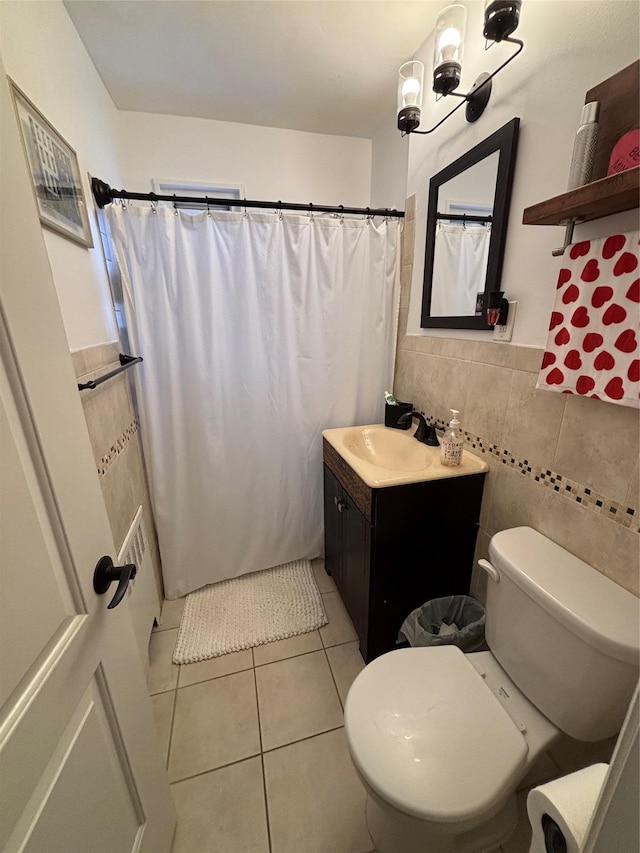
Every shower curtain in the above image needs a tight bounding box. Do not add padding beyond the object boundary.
[430,224,491,317]
[108,205,400,598]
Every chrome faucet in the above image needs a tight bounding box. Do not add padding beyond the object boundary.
[397,410,440,446]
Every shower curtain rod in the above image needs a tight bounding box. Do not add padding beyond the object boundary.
[90,178,405,218]
[436,212,493,224]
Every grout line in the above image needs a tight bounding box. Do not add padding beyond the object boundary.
[260,751,273,853]
[170,751,263,787]
[261,724,345,756]
[323,645,345,712]
[254,645,324,668]
[165,687,178,775]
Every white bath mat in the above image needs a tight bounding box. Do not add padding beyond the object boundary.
[173,559,328,664]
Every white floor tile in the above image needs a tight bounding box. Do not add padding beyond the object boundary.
[169,669,260,782]
[155,597,185,631]
[256,650,343,751]
[319,591,358,648]
[171,756,269,853]
[253,630,323,667]
[148,628,180,694]
[326,641,365,705]
[178,648,253,688]
[150,691,174,766]
[312,557,337,594]
[264,728,374,853]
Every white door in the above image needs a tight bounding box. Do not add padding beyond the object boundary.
[0,62,176,852]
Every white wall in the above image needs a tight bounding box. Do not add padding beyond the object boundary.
[117,111,372,207]
[370,114,409,212]
[405,0,639,346]
[0,0,121,351]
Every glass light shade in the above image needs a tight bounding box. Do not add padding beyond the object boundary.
[397,61,424,133]
[433,5,466,68]
[397,61,424,112]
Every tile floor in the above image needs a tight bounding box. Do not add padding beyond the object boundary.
[148,559,609,853]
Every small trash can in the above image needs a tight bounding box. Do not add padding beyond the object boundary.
[397,595,485,652]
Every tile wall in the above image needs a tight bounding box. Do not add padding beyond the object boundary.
[394,195,639,600]
[72,342,164,600]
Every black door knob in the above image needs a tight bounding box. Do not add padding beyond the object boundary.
[93,556,137,609]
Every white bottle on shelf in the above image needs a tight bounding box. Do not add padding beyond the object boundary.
[440,409,464,467]
[567,101,600,190]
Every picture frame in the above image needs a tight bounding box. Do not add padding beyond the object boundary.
[9,80,93,248]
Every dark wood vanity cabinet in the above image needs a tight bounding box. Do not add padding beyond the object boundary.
[323,439,486,663]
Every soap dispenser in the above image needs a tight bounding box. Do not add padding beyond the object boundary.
[440,409,464,467]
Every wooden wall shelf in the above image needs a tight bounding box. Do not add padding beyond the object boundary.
[522,166,639,226]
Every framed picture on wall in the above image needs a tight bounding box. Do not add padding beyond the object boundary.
[9,80,93,248]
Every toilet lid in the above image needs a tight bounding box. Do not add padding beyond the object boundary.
[344,646,528,824]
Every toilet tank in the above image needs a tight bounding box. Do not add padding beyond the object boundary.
[486,527,639,742]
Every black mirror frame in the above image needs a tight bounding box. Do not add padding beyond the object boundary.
[420,117,520,330]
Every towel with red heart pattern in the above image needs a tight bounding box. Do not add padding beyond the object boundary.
[537,232,639,409]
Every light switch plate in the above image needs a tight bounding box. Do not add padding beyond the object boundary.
[493,300,517,342]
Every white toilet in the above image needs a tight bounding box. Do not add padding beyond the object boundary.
[344,526,639,853]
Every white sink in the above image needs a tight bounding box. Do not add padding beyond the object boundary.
[323,424,488,488]
[342,426,431,472]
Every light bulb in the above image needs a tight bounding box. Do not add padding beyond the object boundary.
[438,26,462,61]
[401,76,421,108]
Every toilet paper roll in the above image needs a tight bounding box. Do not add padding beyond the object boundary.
[526,763,608,853]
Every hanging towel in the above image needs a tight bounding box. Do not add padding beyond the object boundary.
[537,231,639,409]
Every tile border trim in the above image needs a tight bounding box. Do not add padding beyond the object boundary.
[98,417,140,478]
[467,434,639,533]
[430,418,639,534]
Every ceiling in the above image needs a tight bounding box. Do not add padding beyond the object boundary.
[64,0,442,138]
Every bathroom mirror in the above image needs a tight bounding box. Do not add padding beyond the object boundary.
[421,118,520,330]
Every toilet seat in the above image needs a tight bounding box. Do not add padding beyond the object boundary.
[344,646,528,825]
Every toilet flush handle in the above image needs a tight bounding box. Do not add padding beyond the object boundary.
[478,559,500,583]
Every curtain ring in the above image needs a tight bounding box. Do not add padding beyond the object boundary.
[205,196,212,218]
[308,202,314,222]
[150,200,157,215]
[243,198,248,219]
[277,201,283,221]
[339,204,344,225]
[173,194,178,216]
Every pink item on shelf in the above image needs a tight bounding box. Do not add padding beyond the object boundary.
[537,231,639,409]
[607,129,640,175]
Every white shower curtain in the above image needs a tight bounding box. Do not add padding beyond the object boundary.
[108,205,400,598]
[430,224,491,317]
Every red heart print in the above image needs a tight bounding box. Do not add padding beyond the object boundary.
[626,279,639,303]
[571,306,590,327]
[602,303,627,325]
[562,284,580,304]
[628,360,640,382]
[564,349,582,370]
[570,241,590,259]
[590,394,601,400]
[576,375,596,395]
[613,252,638,276]
[541,351,556,369]
[591,286,613,308]
[546,367,564,385]
[615,329,638,353]
[554,327,571,346]
[604,377,625,400]
[549,311,564,330]
[581,259,600,282]
[602,234,626,259]
[594,350,615,370]
[583,332,603,353]
[557,268,571,289]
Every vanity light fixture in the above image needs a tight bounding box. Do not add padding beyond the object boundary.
[397,0,524,136]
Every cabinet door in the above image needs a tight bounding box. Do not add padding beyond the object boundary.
[323,467,344,588]
[341,491,369,645]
